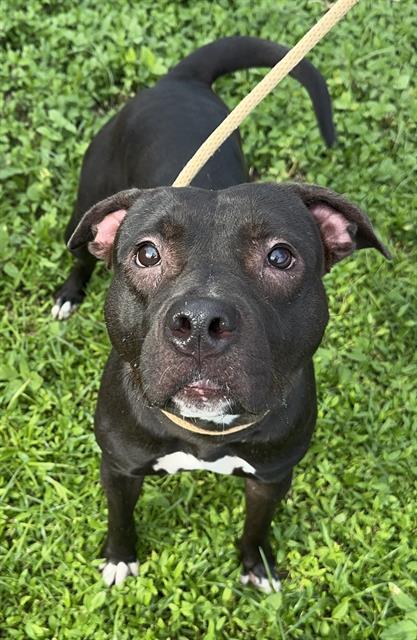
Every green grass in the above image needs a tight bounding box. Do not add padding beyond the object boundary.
[1,0,416,638]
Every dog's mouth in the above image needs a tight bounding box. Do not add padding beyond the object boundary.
[170,378,240,423]
[176,378,226,401]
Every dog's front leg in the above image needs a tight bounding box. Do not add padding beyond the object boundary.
[99,458,144,586]
[239,473,292,592]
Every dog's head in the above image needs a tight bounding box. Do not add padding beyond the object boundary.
[69,184,389,422]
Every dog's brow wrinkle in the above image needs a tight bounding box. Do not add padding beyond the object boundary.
[157,218,184,240]
[250,226,271,241]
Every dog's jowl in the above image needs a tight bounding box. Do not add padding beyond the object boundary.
[57,38,389,591]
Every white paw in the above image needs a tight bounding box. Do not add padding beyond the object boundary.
[51,299,77,320]
[240,571,281,594]
[100,560,139,587]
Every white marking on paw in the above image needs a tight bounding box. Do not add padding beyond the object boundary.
[51,301,63,319]
[100,560,139,587]
[51,299,77,320]
[128,561,139,577]
[240,571,281,593]
[115,562,129,585]
[153,451,255,475]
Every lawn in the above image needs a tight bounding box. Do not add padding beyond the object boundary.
[1,0,416,638]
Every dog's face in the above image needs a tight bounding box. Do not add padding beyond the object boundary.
[69,183,389,420]
[106,185,329,419]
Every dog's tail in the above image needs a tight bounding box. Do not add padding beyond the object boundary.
[167,36,336,147]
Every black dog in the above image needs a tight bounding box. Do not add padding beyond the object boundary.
[58,37,389,591]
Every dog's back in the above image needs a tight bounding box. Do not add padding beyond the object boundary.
[75,36,335,212]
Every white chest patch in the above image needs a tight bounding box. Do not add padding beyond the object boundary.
[153,451,256,475]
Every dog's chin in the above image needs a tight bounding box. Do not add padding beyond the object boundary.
[172,396,241,425]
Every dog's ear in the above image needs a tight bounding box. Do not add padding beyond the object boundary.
[294,183,391,271]
[67,188,142,264]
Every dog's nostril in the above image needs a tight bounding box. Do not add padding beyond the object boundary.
[209,317,232,340]
[167,299,238,354]
[171,314,192,338]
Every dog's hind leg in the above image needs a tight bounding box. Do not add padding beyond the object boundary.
[52,246,96,320]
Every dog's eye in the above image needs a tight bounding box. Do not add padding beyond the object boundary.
[135,242,161,267]
[267,245,294,270]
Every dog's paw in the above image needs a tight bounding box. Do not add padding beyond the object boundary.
[240,570,281,594]
[100,560,139,587]
[51,298,78,321]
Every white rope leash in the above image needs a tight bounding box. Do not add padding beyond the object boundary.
[173,0,360,188]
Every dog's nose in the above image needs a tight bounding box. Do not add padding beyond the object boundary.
[166,297,239,357]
